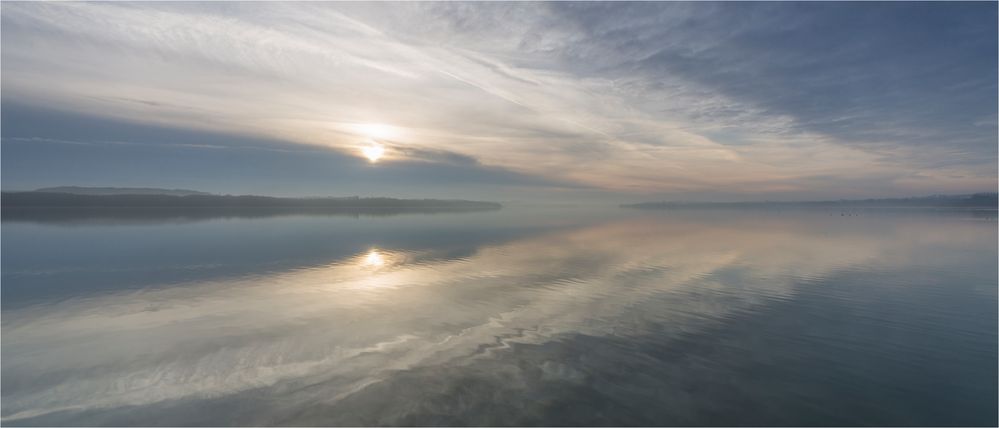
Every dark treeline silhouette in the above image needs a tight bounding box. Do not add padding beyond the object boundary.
[1,205,502,225]
[2,192,502,209]
[33,186,212,196]
[1,192,502,224]
[622,193,999,210]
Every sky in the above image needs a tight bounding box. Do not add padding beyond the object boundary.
[2,2,996,202]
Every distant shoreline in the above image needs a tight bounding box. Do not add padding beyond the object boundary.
[1,192,503,223]
[621,193,998,210]
[1,192,502,210]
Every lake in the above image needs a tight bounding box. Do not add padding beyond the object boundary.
[2,206,996,426]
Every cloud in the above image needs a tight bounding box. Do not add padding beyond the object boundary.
[1,104,579,197]
[1,2,995,199]
[1,212,937,423]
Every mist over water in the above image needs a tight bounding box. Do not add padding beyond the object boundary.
[2,207,996,426]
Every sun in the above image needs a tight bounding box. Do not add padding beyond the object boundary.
[353,123,397,162]
[361,142,385,163]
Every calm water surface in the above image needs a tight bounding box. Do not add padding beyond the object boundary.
[2,207,996,426]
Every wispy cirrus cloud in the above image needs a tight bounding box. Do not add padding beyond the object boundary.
[2,2,995,199]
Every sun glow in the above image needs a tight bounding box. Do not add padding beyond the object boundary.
[362,142,385,163]
[362,249,386,267]
[355,123,398,140]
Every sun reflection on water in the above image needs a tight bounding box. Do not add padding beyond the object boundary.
[363,249,386,267]
[2,212,993,426]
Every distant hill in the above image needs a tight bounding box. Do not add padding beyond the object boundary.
[2,191,501,210]
[34,186,212,197]
[622,193,998,210]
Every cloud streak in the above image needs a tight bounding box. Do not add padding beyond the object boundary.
[2,2,995,199]
[6,212,962,424]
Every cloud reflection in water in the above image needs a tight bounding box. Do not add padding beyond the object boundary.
[1,210,996,425]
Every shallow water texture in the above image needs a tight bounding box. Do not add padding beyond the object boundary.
[2,207,997,426]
